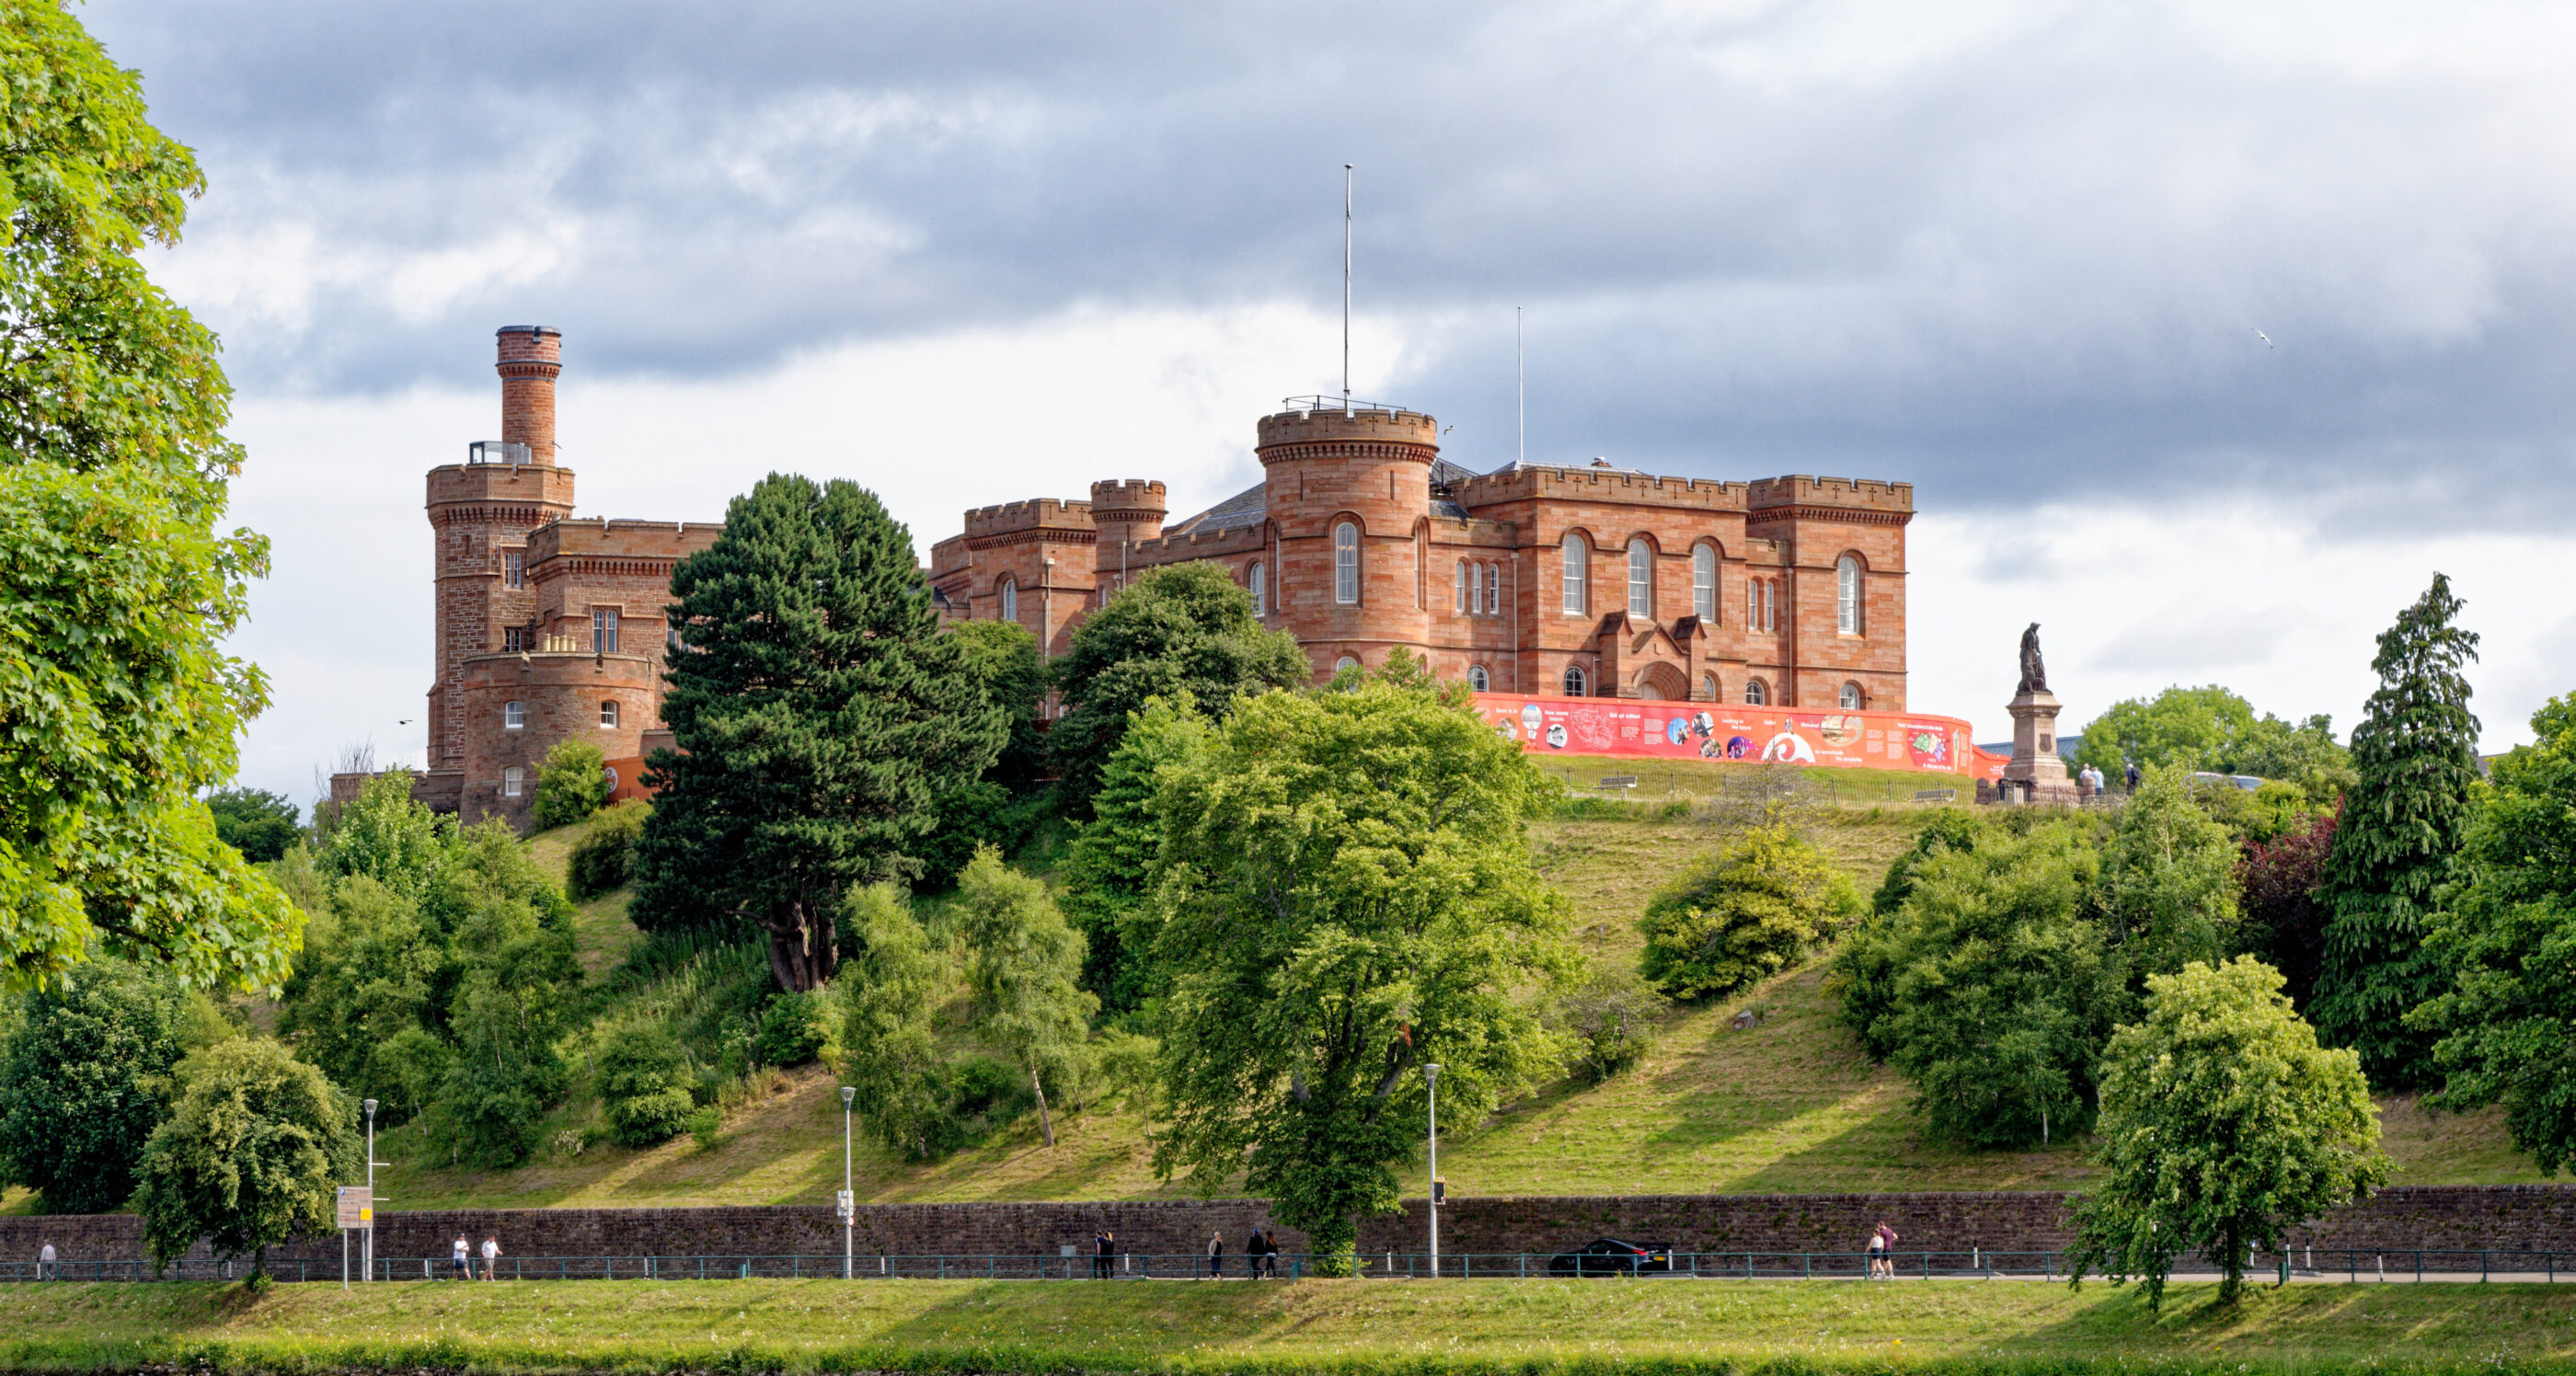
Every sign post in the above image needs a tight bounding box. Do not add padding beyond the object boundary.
[336,1187,373,1290]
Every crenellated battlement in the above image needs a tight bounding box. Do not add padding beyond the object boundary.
[1747,474,1913,512]
[1088,479,1167,516]
[1257,406,1440,455]
[1455,464,1748,512]
[964,497,1096,540]
[526,515,722,565]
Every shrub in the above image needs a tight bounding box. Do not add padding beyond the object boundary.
[566,802,648,900]
[1639,825,1861,1001]
[530,739,610,831]
[597,1024,693,1149]
[754,991,828,1068]
[684,1105,723,1152]
[947,1057,1035,1139]
[1555,969,1662,1084]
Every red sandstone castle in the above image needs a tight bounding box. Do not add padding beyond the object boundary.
[403,328,1911,825]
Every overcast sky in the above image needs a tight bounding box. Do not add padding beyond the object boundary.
[81,0,2576,805]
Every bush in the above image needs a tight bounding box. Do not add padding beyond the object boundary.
[566,802,648,900]
[754,992,828,1068]
[1638,825,1861,1001]
[1555,969,1662,1084]
[907,782,1052,891]
[530,739,610,831]
[597,1024,693,1149]
[947,1057,1035,1139]
[685,1105,723,1152]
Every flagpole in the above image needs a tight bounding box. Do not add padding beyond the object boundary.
[1343,164,1353,413]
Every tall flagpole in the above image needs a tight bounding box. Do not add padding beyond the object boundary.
[1343,164,1353,413]
[1516,306,1524,466]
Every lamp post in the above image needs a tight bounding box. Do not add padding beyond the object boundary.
[1425,1064,1441,1276]
[362,1099,377,1282]
[839,1086,857,1279]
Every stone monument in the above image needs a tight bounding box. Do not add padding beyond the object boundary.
[1999,623,2079,804]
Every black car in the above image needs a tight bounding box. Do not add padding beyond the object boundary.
[1547,1237,1675,1277]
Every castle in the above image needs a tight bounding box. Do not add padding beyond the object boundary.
[391,327,1912,826]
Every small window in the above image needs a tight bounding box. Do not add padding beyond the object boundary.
[1335,655,1360,673]
[1468,664,1490,692]
[592,608,620,654]
[999,578,1018,625]
[1249,561,1266,617]
[1455,559,1469,613]
[599,700,619,728]
[1334,522,1360,603]
[1702,673,1720,702]
[502,550,524,589]
[1693,545,1717,621]
[502,766,524,797]
[504,700,525,729]
[503,625,525,653]
[1840,681,1864,710]
[1562,664,1588,696]
[1561,533,1587,614]
[1837,556,1862,635]
[1627,537,1652,619]
[1745,678,1768,706]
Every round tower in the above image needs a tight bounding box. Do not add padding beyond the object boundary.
[1088,478,1167,593]
[496,325,563,464]
[1257,402,1438,675]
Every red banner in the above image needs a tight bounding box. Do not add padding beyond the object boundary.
[1469,694,2007,780]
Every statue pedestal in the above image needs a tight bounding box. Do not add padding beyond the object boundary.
[2000,690,2080,805]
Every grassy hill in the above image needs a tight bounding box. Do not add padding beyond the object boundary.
[363,755,2548,1211]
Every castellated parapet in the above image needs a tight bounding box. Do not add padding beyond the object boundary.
[962,497,1097,546]
[1747,474,1915,522]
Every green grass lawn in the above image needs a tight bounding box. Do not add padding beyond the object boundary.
[4,1276,2572,1373]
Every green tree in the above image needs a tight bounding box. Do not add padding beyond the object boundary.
[2070,957,2386,1308]
[2071,686,2352,803]
[1046,563,1308,810]
[631,475,1005,991]
[134,1038,358,1277]
[954,847,1097,1148]
[1151,678,1575,1267]
[838,884,958,1161]
[428,896,581,1167]
[1058,695,1211,1011]
[2096,765,2242,978]
[0,3,301,992]
[530,738,609,831]
[565,802,647,901]
[274,876,441,1113]
[1638,825,1860,1001]
[2314,573,2481,1087]
[2237,809,2338,1012]
[1835,820,2116,1147]
[2411,694,2576,1172]
[0,959,192,1211]
[595,1023,693,1148]
[946,618,1047,790]
[206,788,300,864]
[318,771,452,897]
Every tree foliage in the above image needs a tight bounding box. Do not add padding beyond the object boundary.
[1059,695,1210,1012]
[530,738,608,831]
[2094,765,2242,978]
[2314,573,2480,1087]
[1150,678,1575,1265]
[954,846,1096,1148]
[2070,957,2386,1308]
[565,802,647,901]
[1045,563,1308,810]
[206,788,299,864]
[596,1023,694,1148]
[2238,809,2338,1012]
[0,958,198,1211]
[134,1038,358,1276]
[1638,825,1860,1001]
[2071,686,2354,803]
[945,618,1048,791]
[0,2,301,992]
[838,883,958,1162]
[2412,694,2576,1174]
[632,474,1004,991]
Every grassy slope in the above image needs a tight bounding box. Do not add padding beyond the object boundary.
[366,756,2548,1211]
[4,1277,2574,1372]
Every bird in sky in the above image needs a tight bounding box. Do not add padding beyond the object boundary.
[2253,328,2273,348]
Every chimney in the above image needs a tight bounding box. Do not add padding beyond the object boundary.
[496,326,563,464]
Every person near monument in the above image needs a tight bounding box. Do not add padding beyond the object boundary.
[2124,760,2141,793]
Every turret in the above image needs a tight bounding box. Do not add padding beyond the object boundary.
[496,325,563,464]
[1256,399,1439,675]
[1089,479,1167,590]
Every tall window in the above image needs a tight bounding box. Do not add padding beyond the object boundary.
[599,700,619,728]
[1334,522,1360,603]
[1483,563,1500,614]
[1455,559,1469,613]
[1249,561,1266,617]
[1693,545,1717,621]
[1840,682,1864,710]
[502,625,525,653]
[504,700,525,729]
[1836,556,1862,635]
[502,766,524,798]
[1627,537,1652,618]
[1560,533,1587,614]
[1468,664,1489,692]
[592,608,619,654]
[1702,673,1720,702]
[503,550,524,589]
[999,578,1018,625]
[1748,577,1759,629]
[1562,664,1588,696]
[1745,678,1767,706]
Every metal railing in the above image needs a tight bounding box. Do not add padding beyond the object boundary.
[2,1248,2568,1285]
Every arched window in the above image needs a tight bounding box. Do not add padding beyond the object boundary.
[503,700,525,729]
[1561,533,1587,614]
[999,578,1018,625]
[1745,678,1767,706]
[1840,681,1864,710]
[502,766,524,797]
[1334,522,1360,604]
[1837,556,1862,635]
[1702,673,1720,702]
[1562,664,1588,696]
[1334,655,1360,673]
[1455,559,1468,613]
[599,700,620,728]
[1248,561,1265,617]
[1468,664,1490,692]
[1627,537,1652,619]
[1693,545,1717,621]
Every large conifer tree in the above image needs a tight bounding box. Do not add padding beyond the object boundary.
[630,475,1002,991]
[2312,572,2480,1086]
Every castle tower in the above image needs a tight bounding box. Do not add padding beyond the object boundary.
[1257,402,1438,676]
[1088,479,1167,597]
[423,327,577,771]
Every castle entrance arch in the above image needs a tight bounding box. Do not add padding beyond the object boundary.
[1631,661,1688,701]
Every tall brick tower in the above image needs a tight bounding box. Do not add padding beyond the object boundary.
[1088,479,1167,599]
[1258,401,1438,674]
[423,327,576,775]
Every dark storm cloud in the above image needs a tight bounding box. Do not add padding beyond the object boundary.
[84,0,2576,515]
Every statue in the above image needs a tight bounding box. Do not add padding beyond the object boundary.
[2017,623,2048,696]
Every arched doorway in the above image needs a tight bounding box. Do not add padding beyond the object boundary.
[1632,662,1689,701]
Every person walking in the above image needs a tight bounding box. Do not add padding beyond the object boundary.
[1206,1232,1224,1279]
[480,1234,501,1281]
[1876,1222,1901,1279]
[451,1233,472,1281]
[1090,1229,1109,1279]
[1261,1229,1280,1279]
[2124,760,2141,794]
[1243,1227,1262,1279]
[37,1241,54,1281]
[1864,1221,1886,1279]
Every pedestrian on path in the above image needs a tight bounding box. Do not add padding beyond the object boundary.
[481,1234,501,1280]
[1206,1233,1223,1279]
[451,1233,471,1280]
[1243,1227,1260,1279]
[37,1242,54,1281]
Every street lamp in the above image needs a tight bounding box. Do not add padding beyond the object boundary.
[362,1099,377,1282]
[839,1086,857,1279]
[1425,1065,1441,1276]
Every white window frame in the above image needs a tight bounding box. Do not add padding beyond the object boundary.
[1746,678,1767,706]
[592,607,620,654]
[1562,664,1588,696]
[1468,664,1489,692]
[1702,673,1720,702]
[1484,563,1500,615]
[1334,655,1360,673]
[1837,556,1862,635]
[503,700,525,730]
[1455,559,1468,613]
[503,550,524,589]
[599,700,619,728]
[502,766,524,797]
[1627,538,1652,619]
[1840,681,1864,710]
[1561,533,1587,614]
[1249,561,1266,617]
[999,578,1018,625]
[1334,522,1360,604]
[1693,545,1717,621]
